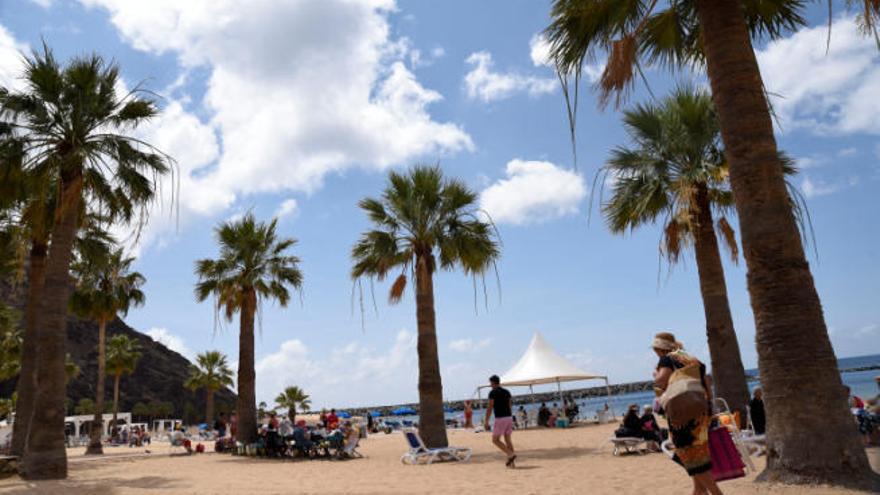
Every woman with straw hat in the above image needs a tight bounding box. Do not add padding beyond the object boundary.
[652,332,722,495]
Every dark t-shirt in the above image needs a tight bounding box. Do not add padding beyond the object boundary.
[488,387,512,418]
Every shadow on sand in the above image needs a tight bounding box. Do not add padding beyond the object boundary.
[0,475,179,495]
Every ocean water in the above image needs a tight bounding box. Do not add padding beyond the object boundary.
[435,353,880,424]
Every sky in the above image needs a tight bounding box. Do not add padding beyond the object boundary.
[1,0,878,410]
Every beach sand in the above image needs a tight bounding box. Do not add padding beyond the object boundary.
[1,422,877,494]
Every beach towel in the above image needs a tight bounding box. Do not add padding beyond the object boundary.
[709,427,745,482]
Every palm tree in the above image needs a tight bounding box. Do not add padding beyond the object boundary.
[0,303,21,381]
[545,1,876,484]
[0,46,171,478]
[69,244,145,455]
[351,165,500,448]
[185,351,234,425]
[105,334,141,431]
[602,87,757,416]
[194,214,303,445]
[275,386,311,423]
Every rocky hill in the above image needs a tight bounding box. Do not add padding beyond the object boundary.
[0,277,236,423]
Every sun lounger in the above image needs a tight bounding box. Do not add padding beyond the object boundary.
[400,429,471,465]
[607,437,646,455]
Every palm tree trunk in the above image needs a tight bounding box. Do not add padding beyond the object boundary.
[112,372,120,430]
[86,319,107,455]
[21,173,83,480]
[205,388,215,425]
[694,0,872,485]
[236,288,258,445]
[10,240,47,457]
[691,185,749,419]
[414,254,448,448]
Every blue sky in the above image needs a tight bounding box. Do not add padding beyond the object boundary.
[1,1,878,409]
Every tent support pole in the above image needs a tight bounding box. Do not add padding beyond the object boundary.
[556,379,563,408]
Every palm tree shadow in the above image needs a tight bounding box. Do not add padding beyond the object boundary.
[0,475,179,494]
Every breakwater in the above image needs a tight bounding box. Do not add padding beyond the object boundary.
[346,379,655,416]
[345,363,879,417]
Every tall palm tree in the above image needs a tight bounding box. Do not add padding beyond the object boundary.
[351,165,500,448]
[194,214,303,445]
[545,1,877,484]
[0,303,21,382]
[602,87,750,417]
[105,334,141,431]
[0,46,171,479]
[185,351,234,425]
[275,386,311,423]
[69,245,145,455]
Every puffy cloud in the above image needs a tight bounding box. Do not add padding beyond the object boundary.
[800,174,859,198]
[480,159,586,225]
[528,33,604,82]
[449,338,492,352]
[464,51,556,102]
[0,25,29,91]
[757,16,880,135]
[255,329,417,408]
[145,327,194,362]
[78,0,472,251]
[274,199,299,220]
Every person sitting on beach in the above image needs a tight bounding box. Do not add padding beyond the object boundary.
[215,412,227,438]
[846,386,866,410]
[170,425,193,454]
[640,405,663,451]
[517,406,528,428]
[279,415,294,441]
[652,331,723,495]
[617,404,643,438]
[326,409,339,430]
[341,421,360,457]
[748,388,766,435]
[538,403,550,427]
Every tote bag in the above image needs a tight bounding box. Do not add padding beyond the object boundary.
[709,427,746,482]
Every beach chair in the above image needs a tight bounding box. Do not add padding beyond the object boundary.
[400,429,471,465]
[607,437,647,456]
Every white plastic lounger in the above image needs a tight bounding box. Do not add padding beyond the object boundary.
[401,429,471,465]
[607,437,647,456]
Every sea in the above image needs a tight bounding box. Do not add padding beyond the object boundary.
[438,353,880,424]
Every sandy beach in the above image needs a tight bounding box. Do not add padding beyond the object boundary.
[2,423,877,495]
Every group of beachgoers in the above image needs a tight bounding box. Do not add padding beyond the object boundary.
[208,409,361,459]
[849,380,880,446]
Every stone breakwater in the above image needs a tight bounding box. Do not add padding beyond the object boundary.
[345,364,880,416]
[346,380,656,417]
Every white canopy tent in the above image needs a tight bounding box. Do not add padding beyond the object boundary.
[477,332,614,416]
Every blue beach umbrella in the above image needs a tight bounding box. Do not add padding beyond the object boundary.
[337,411,352,419]
[392,407,416,416]
[369,411,382,417]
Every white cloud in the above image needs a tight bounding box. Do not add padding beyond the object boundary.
[464,51,556,102]
[757,16,880,135]
[0,25,29,92]
[145,327,194,362]
[837,147,857,157]
[255,329,417,408]
[430,46,445,58]
[480,159,586,225]
[529,33,604,82]
[28,0,53,8]
[801,174,854,199]
[449,338,492,352]
[78,0,472,252]
[274,199,299,220]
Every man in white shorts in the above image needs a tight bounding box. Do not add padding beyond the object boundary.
[484,374,516,467]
